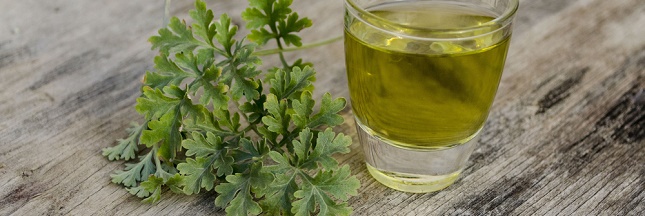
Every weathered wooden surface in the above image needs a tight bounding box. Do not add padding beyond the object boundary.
[1,0,643,215]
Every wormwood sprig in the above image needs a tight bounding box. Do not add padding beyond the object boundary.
[102,0,360,215]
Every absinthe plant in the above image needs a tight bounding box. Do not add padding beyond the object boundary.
[102,0,360,215]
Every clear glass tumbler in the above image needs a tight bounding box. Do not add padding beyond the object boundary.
[344,0,518,192]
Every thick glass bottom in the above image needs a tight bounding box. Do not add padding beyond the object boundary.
[366,163,461,193]
[357,119,479,193]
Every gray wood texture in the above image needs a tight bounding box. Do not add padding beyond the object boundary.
[1,0,643,215]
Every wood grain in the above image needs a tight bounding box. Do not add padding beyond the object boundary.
[1,0,643,215]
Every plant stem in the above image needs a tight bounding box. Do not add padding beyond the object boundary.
[275,39,291,69]
[254,36,343,56]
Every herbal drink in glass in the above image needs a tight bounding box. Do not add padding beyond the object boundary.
[344,0,518,192]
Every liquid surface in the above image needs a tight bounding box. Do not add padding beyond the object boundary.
[345,2,511,148]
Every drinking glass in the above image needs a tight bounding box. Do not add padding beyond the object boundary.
[344,0,518,192]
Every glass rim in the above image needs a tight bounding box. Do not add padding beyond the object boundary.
[345,0,520,36]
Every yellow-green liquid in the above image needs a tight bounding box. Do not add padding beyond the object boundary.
[345,2,511,148]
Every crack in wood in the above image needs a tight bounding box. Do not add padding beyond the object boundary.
[447,176,535,215]
[0,183,43,211]
[536,67,589,114]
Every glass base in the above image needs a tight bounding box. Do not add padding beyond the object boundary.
[357,120,479,193]
[366,164,462,193]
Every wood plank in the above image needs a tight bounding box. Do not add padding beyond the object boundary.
[0,0,643,215]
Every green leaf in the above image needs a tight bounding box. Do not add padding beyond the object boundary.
[269,66,316,100]
[136,173,183,203]
[261,94,290,134]
[277,13,312,47]
[292,128,314,166]
[214,14,237,54]
[239,84,267,124]
[165,173,184,194]
[305,128,352,170]
[183,111,237,137]
[272,0,294,21]
[144,54,193,90]
[243,0,295,46]
[103,122,146,161]
[198,72,229,110]
[149,17,205,54]
[140,108,182,160]
[126,185,150,198]
[183,132,222,157]
[136,86,182,120]
[230,65,261,101]
[259,167,299,215]
[241,5,270,30]
[215,163,271,216]
[292,91,315,129]
[213,109,242,133]
[308,93,346,128]
[292,165,359,216]
[182,132,234,177]
[233,138,270,164]
[110,150,156,187]
[177,157,217,195]
[140,175,164,203]
[215,174,262,216]
[218,42,262,101]
[189,0,216,46]
[248,29,275,45]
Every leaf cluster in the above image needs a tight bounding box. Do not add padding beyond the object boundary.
[103,0,359,215]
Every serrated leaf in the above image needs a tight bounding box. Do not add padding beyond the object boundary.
[110,151,156,187]
[198,70,229,110]
[304,128,351,170]
[177,157,217,195]
[218,42,261,101]
[292,91,315,129]
[183,111,237,137]
[215,163,271,216]
[136,86,182,120]
[165,173,184,194]
[140,175,164,203]
[259,167,298,215]
[241,8,269,30]
[308,93,346,128]
[183,132,222,157]
[126,185,150,198]
[149,17,204,54]
[213,109,242,132]
[138,173,184,203]
[293,128,314,165]
[230,66,261,101]
[233,138,270,163]
[182,132,234,177]
[248,28,274,45]
[214,14,237,54]
[144,71,183,90]
[277,13,312,47]
[292,165,358,216]
[103,122,146,161]
[140,108,182,160]
[239,85,267,124]
[261,94,290,134]
[190,0,216,46]
[144,54,194,90]
[269,66,316,100]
